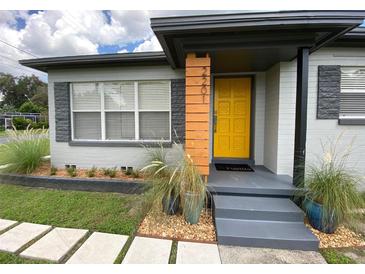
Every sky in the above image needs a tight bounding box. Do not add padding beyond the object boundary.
[0,10,364,82]
[0,10,235,82]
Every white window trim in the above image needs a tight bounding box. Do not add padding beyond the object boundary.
[70,81,172,142]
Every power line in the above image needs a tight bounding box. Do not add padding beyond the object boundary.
[1,62,47,75]
[0,39,38,58]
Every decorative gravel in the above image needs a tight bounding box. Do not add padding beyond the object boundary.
[138,207,216,243]
[307,224,365,249]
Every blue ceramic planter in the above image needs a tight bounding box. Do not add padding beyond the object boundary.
[303,198,338,234]
[183,191,204,224]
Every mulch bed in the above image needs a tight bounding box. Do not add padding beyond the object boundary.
[307,223,365,249]
[138,206,216,243]
[31,162,144,182]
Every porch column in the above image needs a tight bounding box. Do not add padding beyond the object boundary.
[293,47,309,186]
[185,53,211,178]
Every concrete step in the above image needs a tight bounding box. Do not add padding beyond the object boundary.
[216,218,319,251]
[214,195,304,222]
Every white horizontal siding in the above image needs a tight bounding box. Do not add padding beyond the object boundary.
[278,47,365,188]
[48,65,184,169]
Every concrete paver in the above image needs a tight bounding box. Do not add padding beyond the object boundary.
[122,236,172,264]
[177,241,221,264]
[20,227,88,262]
[66,232,128,264]
[0,223,51,253]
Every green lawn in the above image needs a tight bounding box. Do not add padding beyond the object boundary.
[320,249,357,264]
[0,252,51,264]
[0,131,7,137]
[0,184,145,235]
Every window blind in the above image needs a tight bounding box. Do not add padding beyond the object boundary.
[105,112,135,140]
[340,67,365,117]
[104,82,135,110]
[139,112,170,140]
[73,112,101,140]
[138,81,170,110]
[72,83,100,110]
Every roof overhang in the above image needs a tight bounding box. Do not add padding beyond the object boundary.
[19,52,167,72]
[329,27,365,47]
[151,10,365,69]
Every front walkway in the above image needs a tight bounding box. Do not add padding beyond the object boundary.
[0,218,325,264]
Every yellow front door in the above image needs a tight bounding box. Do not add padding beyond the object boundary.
[214,77,251,158]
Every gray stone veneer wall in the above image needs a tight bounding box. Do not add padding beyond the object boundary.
[54,82,71,142]
[317,65,341,119]
[171,79,186,144]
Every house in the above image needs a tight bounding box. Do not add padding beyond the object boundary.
[20,10,365,251]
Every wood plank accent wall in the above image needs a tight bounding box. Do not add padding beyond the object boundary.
[185,53,211,176]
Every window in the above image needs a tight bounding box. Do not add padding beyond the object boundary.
[70,81,171,141]
[340,67,365,119]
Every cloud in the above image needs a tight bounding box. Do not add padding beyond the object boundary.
[133,36,162,52]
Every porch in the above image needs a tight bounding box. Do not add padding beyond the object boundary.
[208,165,296,197]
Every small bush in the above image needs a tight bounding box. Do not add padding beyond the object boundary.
[12,117,33,130]
[66,166,77,177]
[31,121,49,129]
[131,169,141,178]
[102,167,117,178]
[0,125,5,131]
[50,166,57,176]
[0,128,49,174]
[320,249,356,264]
[86,166,97,177]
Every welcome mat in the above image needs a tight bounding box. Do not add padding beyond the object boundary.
[214,163,254,172]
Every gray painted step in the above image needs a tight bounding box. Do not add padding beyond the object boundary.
[216,218,319,251]
[214,195,304,222]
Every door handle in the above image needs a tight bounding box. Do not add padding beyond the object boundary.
[213,112,217,133]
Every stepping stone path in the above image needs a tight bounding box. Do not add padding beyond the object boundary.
[21,227,88,262]
[123,236,172,264]
[0,219,17,232]
[0,222,51,253]
[66,232,128,264]
[176,241,221,264]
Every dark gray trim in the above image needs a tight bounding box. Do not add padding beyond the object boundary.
[151,11,365,32]
[338,118,365,125]
[317,65,341,119]
[69,141,172,148]
[151,11,365,68]
[20,52,167,72]
[171,79,185,143]
[0,173,147,194]
[293,48,309,187]
[54,82,71,142]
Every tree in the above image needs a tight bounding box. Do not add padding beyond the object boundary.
[0,73,47,109]
[31,86,48,108]
[18,101,44,113]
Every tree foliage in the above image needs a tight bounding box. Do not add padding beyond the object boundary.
[0,73,47,109]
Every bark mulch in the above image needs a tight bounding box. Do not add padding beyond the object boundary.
[31,162,144,182]
[138,207,216,243]
[307,224,365,249]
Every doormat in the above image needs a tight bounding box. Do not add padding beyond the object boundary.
[214,163,254,172]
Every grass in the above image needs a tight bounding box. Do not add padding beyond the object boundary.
[169,241,178,264]
[0,251,51,264]
[0,184,145,235]
[320,249,357,264]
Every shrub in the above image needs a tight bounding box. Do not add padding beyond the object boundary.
[18,101,44,113]
[50,166,57,176]
[12,117,32,130]
[0,128,49,174]
[301,135,364,227]
[131,169,142,178]
[31,121,49,129]
[0,125,5,132]
[102,167,117,178]
[86,166,97,177]
[66,166,77,177]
